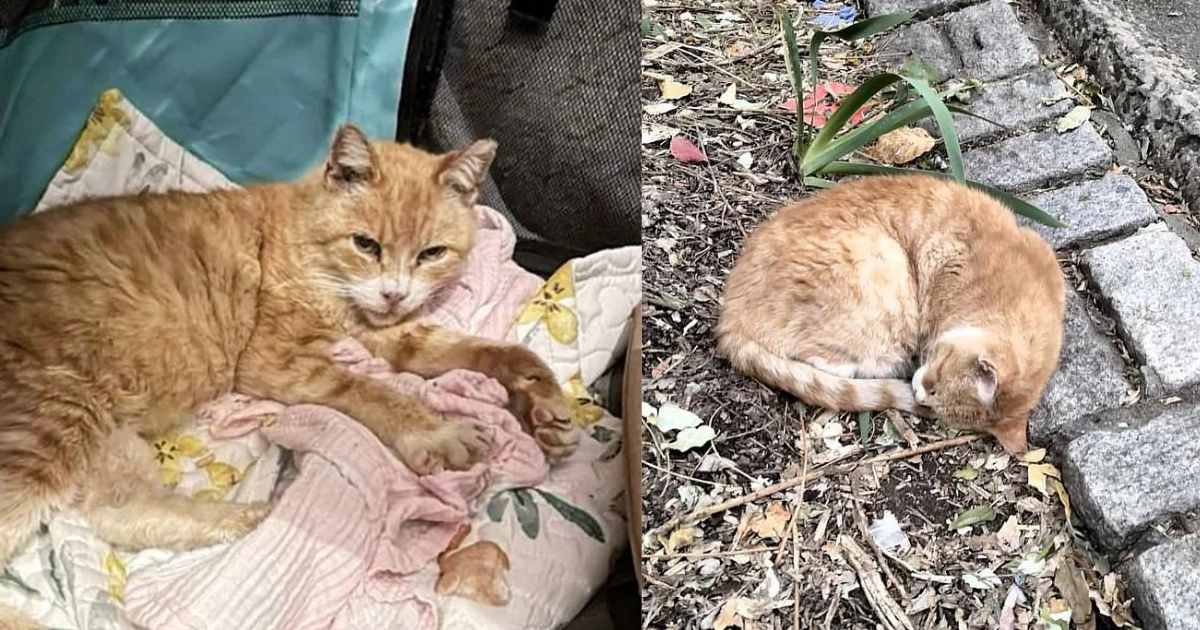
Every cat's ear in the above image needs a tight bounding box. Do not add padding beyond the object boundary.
[439,139,497,206]
[974,357,998,407]
[324,124,378,190]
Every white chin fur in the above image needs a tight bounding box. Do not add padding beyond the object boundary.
[911,365,929,405]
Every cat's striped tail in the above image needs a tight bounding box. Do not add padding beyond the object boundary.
[717,337,918,413]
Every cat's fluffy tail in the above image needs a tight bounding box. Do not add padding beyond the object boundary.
[718,337,918,412]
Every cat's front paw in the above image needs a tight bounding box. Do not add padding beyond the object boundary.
[496,347,580,461]
[393,419,492,475]
[213,502,272,542]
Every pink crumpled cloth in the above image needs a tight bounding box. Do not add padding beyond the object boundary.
[123,207,547,630]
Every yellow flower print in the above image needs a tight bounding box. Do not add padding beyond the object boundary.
[194,460,242,501]
[151,433,208,488]
[566,373,605,429]
[517,264,578,344]
[104,551,127,603]
[63,88,131,173]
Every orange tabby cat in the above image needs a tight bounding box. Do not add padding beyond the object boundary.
[716,175,1065,453]
[0,124,577,597]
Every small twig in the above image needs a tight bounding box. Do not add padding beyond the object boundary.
[644,546,776,560]
[821,592,841,630]
[850,470,910,605]
[642,459,732,487]
[651,434,983,538]
[775,411,811,565]
[840,535,915,630]
[790,420,809,630]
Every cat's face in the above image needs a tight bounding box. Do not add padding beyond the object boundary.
[912,326,1027,452]
[303,125,496,327]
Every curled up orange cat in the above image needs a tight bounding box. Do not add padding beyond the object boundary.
[716,175,1066,454]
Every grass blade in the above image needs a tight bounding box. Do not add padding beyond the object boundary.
[808,12,915,101]
[945,104,1009,133]
[819,161,1066,228]
[803,96,933,174]
[780,10,808,159]
[806,73,903,157]
[899,76,964,182]
[804,176,837,188]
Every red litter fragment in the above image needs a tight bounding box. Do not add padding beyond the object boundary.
[669,136,708,164]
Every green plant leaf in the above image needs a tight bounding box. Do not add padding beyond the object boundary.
[486,492,509,522]
[818,162,1067,228]
[858,411,872,444]
[806,73,904,160]
[898,76,964,182]
[536,488,607,543]
[803,94,931,174]
[779,9,808,158]
[804,176,837,188]
[945,104,1008,133]
[950,505,998,529]
[808,11,916,107]
[511,488,541,539]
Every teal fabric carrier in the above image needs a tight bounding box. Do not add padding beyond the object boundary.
[0,0,417,220]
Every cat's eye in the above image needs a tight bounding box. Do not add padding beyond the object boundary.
[353,233,382,259]
[418,245,447,264]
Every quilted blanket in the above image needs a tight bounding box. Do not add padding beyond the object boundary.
[0,88,642,630]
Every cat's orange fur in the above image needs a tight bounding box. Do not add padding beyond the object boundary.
[716,175,1065,454]
[0,125,577,606]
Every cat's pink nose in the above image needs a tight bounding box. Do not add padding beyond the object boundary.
[381,290,405,305]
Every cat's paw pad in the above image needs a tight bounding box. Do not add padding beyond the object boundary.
[511,385,579,462]
[214,502,271,542]
[395,420,492,475]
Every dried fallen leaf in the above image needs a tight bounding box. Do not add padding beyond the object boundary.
[864,127,935,165]
[726,40,752,57]
[643,102,677,116]
[664,526,699,553]
[1056,557,1093,624]
[1027,463,1061,493]
[714,596,773,630]
[1047,477,1072,518]
[669,136,708,164]
[997,515,1021,552]
[659,77,693,100]
[641,123,680,145]
[950,505,997,530]
[1056,105,1091,133]
[749,501,790,540]
[963,567,1002,590]
[664,425,716,451]
[1020,447,1047,463]
[653,403,702,432]
[998,582,1027,630]
[714,597,743,630]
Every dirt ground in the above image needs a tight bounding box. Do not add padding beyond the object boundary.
[639,1,1146,628]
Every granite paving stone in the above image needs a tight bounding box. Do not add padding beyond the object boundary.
[1128,532,1200,630]
[919,72,1073,143]
[877,22,962,82]
[1082,229,1200,392]
[944,0,1041,81]
[1028,290,1128,445]
[1021,174,1159,249]
[962,124,1111,192]
[1063,402,1200,550]
[864,0,982,19]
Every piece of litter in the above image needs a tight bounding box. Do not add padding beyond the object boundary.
[736,152,753,169]
[664,425,716,451]
[868,511,908,550]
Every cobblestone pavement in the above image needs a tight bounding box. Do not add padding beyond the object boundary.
[866,0,1200,627]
